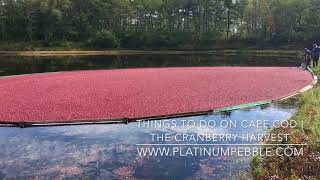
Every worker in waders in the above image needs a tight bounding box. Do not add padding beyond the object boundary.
[305,48,312,67]
[313,44,320,67]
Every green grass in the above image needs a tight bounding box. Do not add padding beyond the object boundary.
[312,66,320,75]
[294,85,320,139]
[251,67,320,179]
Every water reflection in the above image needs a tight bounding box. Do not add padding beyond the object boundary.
[0,55,301,76]
[0,103,296,179]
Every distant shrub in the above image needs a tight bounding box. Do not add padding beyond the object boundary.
[120,31,214,49]
[120,31,169,48]
[120,32,144,48]
[199,32,219,45]
[165,32,194,48]
[90,30,119,48]
[60,41,74,48]
[144,32,169,47]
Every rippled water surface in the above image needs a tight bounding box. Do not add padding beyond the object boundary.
[0,103,297,179]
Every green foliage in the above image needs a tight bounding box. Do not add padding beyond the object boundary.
[120,31,196,48]
[251,156,263,177]
[252,68,320,179]
[0,0,319,48]
[90,30,119,48]
[294,83,320,138]
[143,32,169,47]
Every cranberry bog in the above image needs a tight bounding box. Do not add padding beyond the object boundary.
[0,53,317,179]
[0,66,314,127]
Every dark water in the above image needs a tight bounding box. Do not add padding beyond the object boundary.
[0,54,301,76]
[0,54,300,179]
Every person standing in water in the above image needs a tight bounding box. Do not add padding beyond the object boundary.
[305,48,312,67]
[313,44,320,67]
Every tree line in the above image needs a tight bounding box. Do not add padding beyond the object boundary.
[0,0,319,48]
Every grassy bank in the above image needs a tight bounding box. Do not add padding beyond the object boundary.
[252,67,320,179]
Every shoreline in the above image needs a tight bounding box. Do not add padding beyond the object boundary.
[251,67,320,179]
[0,50,300,57]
